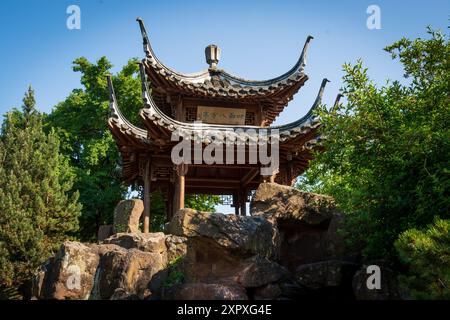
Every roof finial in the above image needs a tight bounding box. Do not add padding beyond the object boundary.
[136,17,151,56]
[205,44,221,69]
[314,78,330,107]
[330,93,343,112]
[299,35,314,70]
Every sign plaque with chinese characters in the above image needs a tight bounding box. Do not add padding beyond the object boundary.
[196,106,246,125]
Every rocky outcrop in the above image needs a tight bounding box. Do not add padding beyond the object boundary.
[32,183,398,300]
[32,233,187,300]
[113,199,143,233]
[251,183,348,268]
[95,247,166,299]
[251,183,336,224]
[32,242,100,300]
[163,208,287,299]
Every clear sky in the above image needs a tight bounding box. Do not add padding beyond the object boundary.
[1,0,448,124]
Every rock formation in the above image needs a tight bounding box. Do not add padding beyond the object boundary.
[31,183,399,300]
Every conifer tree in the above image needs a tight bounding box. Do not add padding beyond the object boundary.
[22,85,36,121]
[0,87,81,297]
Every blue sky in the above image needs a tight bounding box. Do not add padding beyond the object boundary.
[1,0,448,126]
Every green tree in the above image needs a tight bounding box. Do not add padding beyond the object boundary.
[395,218,450,299]
[22,86,36,121]
[0,88,81,297]
[298,27,449,261]
[46,57,143,240]
[186,195,220,212]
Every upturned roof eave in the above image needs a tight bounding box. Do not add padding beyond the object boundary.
[137,18,313,95]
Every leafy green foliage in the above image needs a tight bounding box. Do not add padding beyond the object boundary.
[186,195,220,212]
[46,57,143,240]
[395,218,450,299]
[298,27,449,260]
[22,86,36,120]
[163,257,185,288]
[0,88,81,297]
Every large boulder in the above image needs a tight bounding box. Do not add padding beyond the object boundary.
[251,183,347,268]
[35,241,99,300]
[95,247,167,300]
[251,183,336,224]
[168,208,279,259]
[113,199,143,233]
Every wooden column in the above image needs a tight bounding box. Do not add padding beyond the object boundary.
[174,164,188,211]
[143,160,151,233]
[179,174,185,209]
[240,188,247,216]
[286,153,294,186]
[233,193,239,215]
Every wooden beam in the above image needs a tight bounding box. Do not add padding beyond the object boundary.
[241,168,259,187]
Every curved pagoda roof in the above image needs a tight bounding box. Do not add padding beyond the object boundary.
[107,63,328,182]
[137,18,313,124]
[138,63,328,147]
[108,64,328,148]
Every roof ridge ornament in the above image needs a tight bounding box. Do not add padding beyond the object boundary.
[136,17,152,57]
[314,78,330,107]
[205,44,221,69]
[330,93,343,112]
[299,35,314,71]
[300,78,330,121]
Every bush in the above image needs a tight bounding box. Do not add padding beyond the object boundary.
[395,218,450,299]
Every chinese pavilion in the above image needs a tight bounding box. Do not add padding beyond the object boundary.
[107,18,331,232]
